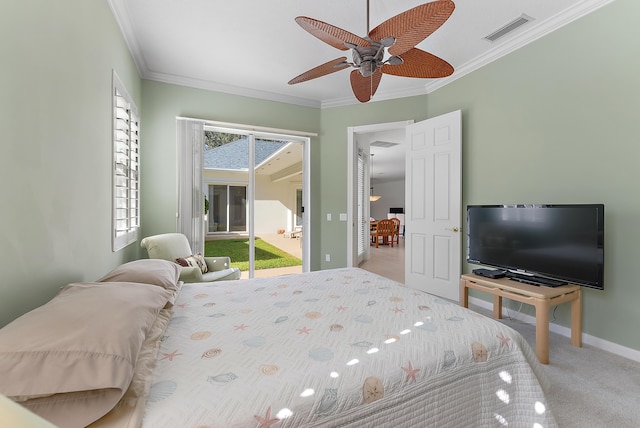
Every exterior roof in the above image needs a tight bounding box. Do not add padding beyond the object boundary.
[204,137,287,170]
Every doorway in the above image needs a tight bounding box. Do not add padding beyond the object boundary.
[347,112,462,301]
[347,121,412,268]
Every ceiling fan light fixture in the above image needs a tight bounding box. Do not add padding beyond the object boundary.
[360,61,375,77]
[387,56,403,66]
[380,36,396,48]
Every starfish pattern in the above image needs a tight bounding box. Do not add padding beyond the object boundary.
[297,326,312,335]
[391,307,405,314]
[270,291,280,297]
[254,406,280,428]
[336,305,348,311]
[234,323,249,331]
[497,332,511,348]
[161,349,182,361]
[176,303,187,308]
[402,360,421,383]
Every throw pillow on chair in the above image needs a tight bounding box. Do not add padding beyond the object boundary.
[175,253,208,273]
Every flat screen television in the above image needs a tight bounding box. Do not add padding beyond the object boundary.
[466,204,604,289]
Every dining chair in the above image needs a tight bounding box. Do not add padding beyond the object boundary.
[373,219,395,248]
[390,217,401,244]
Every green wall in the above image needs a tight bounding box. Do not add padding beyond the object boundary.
[139,80,320,258]
[0,0,142,327]
[442,0,639,349]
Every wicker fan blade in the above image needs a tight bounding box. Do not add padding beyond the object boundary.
[288,57,350,85]
[295,16,371,51]
[350,69,383,103]
[369,1,455,56]
[382,48,453,78]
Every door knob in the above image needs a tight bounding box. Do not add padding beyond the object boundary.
[447,227,460,233]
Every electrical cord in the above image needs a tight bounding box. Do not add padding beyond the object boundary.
[506,298,558,325]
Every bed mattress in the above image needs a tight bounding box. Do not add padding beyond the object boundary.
[141,268,556,427]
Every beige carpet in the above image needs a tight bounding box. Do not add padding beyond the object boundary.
[472,305,640,427]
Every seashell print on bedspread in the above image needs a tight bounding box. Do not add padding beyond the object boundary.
[142,267,555,427]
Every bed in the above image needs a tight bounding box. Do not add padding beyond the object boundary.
[0,260,557,427]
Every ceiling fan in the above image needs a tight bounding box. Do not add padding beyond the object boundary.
[288,0,456,103]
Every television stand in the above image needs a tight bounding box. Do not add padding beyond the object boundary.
[460,273,582,364]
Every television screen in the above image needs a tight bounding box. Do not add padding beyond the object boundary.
[466,204,604,289]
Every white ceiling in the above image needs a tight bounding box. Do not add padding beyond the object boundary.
[109,0,612,109]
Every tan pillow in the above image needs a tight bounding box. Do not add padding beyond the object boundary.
[0,282,172,427]
[97,259,181,292]
[89,307,173,428]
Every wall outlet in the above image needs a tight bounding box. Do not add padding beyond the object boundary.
[339,213,348,221]
[325,254,331,262]
[326,213,332,221]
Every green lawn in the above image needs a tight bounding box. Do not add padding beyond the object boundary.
[204,238,301,271]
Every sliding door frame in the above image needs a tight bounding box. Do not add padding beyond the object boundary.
[201,123,313,277]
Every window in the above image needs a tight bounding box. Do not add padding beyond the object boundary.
[112,71,140,251]
[208,184,247,233]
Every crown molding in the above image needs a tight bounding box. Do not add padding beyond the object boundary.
[144,71,322,108]
[107,0,149,76]
[320,85,428,109]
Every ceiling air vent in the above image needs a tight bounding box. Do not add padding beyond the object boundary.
[370,141,398,148]
[484,14,534,42]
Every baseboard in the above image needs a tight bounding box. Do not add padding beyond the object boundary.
[469,296,640,363]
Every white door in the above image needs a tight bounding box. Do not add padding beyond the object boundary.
[405,110,462,301]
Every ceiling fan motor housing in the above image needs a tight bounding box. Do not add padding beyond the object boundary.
[353,43,385,77]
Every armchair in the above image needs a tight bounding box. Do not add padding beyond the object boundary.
[140,233,241,282]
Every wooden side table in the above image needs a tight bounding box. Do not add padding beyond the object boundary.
[460,273,582,364]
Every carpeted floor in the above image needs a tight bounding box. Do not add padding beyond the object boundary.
[471,305,640,427]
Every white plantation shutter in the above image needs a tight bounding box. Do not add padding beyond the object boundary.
[112,71,140,251]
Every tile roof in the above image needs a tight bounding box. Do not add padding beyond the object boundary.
[204,137,287,170]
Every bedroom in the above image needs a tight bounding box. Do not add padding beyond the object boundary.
[1,0,639,424]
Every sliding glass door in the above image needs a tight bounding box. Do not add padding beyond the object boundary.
[203,127,309,278]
